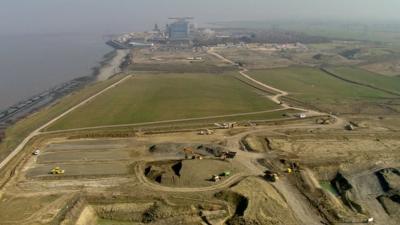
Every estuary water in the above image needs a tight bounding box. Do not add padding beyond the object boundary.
[0,33,112,111]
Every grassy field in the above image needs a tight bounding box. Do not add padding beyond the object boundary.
[327,67,400,95]
[47,72,280,131]
[0,75,126,161]
[249,67,394,103]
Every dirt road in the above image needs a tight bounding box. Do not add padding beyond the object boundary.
[207,47,346,128]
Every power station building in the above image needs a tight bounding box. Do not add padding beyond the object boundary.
[167,17,193,41]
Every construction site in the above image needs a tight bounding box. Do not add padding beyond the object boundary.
[0,18,400,225]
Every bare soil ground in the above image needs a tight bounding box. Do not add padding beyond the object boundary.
[361,61,400,77]
[1,113,400,225]
[144,159,245,188]
[127,47,234,73]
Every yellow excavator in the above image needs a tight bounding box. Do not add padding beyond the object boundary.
[50,167,65,174]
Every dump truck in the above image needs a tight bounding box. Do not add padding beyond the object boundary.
[50,167,65,174]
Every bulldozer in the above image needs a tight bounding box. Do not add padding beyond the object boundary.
[50,167,65,175]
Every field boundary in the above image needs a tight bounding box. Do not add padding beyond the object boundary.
[41,108,290,134]
[320,67,400,96]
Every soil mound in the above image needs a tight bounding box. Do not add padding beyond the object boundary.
[332,172,365,213]
[144,159,237,187]
[376,168,400,219]
[218,177,300,225]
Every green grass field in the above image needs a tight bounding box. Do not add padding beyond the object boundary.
[327,67,400,95]
[248,67,394,103]
[47,72,280,131]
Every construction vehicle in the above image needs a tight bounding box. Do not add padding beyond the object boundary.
[32,149,40,155]
[214,122,236,129]
[286,168,293,174]
[211,175,220,182]
[183,147,203,160]
[50,167,65,175]
[264,170,279,182]
[316,117,331,125]
[345,124,354,131]
[296,113,307,119]
[220,171,231,177]
[198,129,214,135]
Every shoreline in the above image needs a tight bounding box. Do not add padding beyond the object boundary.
[96,49,130,81]
[0,47,129,132]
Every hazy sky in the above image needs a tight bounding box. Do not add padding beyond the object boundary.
[1,0,400,35]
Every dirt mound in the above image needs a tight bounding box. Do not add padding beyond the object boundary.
[332,172,365,214]
[94,201,200,224]
[376,168,400,219]
[148,143,187,155]
[376,168,400,191]
[148,143,228,158]
[378,195,400,220]
[74,206,97,225]
[144,159,239,187]
[218,177,301,225]
[241,135,269,152]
